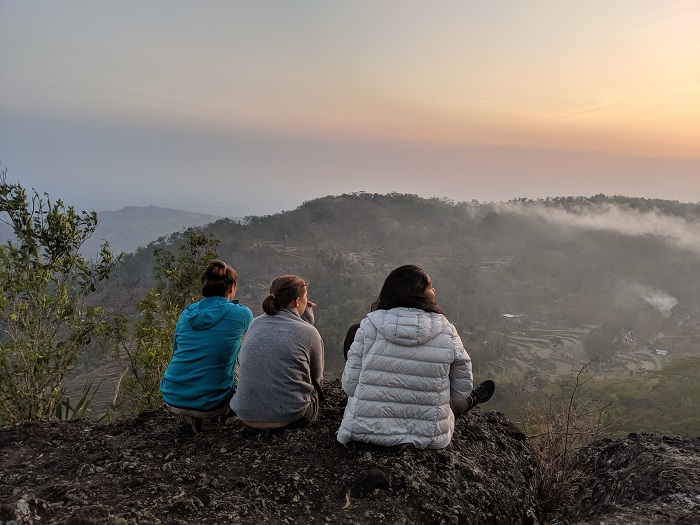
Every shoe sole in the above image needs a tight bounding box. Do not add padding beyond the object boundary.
[479,380,495,404]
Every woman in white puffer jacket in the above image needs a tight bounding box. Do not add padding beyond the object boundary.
[337,265,494,449]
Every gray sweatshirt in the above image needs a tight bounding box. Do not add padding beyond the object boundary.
[230,308,324,423]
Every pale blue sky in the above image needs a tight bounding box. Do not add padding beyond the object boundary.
[1,1,698,216]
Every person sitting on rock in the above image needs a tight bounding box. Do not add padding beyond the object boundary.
[343,322,361,361]
[231,275,325,434]
[160,259,253,432]
[337,264,495,449]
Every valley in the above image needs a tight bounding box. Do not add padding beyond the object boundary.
[58,193,700,436]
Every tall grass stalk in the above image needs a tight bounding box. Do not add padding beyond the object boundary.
[54,380,99,421]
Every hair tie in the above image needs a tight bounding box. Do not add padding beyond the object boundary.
[269,293,275,300]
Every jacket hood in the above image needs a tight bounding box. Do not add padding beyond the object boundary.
[366,307,449,346]
[182,296,235,330]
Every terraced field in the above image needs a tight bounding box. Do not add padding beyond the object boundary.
[487,325,665,377]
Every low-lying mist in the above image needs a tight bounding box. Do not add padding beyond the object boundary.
[498,200,700,257]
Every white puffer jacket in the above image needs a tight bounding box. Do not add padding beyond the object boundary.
[337,307,473,449]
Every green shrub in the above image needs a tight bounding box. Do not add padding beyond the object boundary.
[0,168,120,423]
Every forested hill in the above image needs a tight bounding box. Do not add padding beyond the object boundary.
[110,192,700,380]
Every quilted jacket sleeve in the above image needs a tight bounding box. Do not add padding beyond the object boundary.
[448,326,473,404]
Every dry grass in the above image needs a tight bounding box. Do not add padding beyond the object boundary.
[523,360,617,516]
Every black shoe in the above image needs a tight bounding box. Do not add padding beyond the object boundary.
[468,380,495,409]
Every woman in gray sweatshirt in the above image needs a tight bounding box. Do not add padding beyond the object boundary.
[230,275,324,433]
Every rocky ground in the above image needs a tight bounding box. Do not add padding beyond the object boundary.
[563,432,700,525]
[1,380,698,525]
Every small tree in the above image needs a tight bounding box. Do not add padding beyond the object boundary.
[0,168,120,423]
[583,322,620,364]
[117,228,219,412]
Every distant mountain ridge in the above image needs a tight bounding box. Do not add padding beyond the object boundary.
[82,205,226,256]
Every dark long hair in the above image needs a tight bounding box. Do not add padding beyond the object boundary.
[371,264,443,314]
[201,260,237,297]
[262,275,307,315]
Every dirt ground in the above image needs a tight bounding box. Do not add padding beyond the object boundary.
[1,381,699,525]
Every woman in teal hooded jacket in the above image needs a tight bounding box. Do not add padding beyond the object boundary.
[160,260,253,423]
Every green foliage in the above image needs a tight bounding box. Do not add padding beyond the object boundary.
[54,380,99,420]
[583,323,620,362]
[118,228,219,412]
[602,355,700,436]
[490,354,700,443]
[0,168,120,423]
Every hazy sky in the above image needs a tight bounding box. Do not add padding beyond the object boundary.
[1,1,699,216]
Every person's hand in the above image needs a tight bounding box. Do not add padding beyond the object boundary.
[300,300,316,325]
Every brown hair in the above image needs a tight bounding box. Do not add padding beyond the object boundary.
[262,275,307,315]
[371,264,443,314]
[201,260,237,297]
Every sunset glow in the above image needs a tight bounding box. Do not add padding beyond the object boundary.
[1,1,698,215]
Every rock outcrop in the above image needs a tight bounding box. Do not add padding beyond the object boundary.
[563,432,700,525]
[1,381,698,524]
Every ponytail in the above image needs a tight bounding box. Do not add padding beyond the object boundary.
[262,293,279,315]
[262,276,306,315]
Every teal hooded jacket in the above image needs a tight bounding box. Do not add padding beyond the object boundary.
[160,296,253,411]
